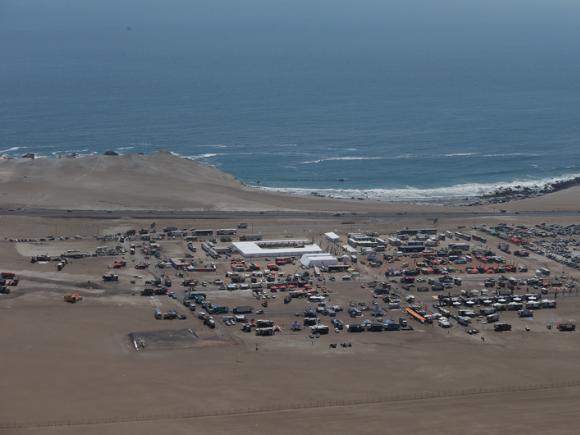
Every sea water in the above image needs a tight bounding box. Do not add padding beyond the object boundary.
[1,0,580,200]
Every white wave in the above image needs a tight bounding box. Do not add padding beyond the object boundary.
[255,173,580,202]
[116,146,135,151]
[185,153,222,160]
[394,153,417,159]
[482,152,540,158]
[0,146,22,154]
[51,149,90,155]
[301,156,383,164]
[301,152,515,164]
[28,145,58,149]
[128,142,155,148]
[184,144,229,149]
[444,152,479,157]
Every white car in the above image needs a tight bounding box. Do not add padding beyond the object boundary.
[308,295,326,303]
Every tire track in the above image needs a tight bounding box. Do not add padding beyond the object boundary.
[3,378,580,431]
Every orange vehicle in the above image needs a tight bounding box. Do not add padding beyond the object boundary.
[64,292,82,303]
[405,307,426,324]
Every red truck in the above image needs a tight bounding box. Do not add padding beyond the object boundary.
[112,260,127,269]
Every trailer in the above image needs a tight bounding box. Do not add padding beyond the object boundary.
[256,319,275,328]
[232,306,253,314]
[192,229,214,237]
[455,232,472,241]
[472,234,487,244]
[449,243,470,252]
[405,307,426,324]
[216,229,237,236]
[207,304,229,315]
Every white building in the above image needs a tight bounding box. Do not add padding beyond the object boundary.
[232,239,322,258]
[300,253,339,268]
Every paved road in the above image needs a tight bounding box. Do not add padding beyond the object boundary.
[1,207,579,221]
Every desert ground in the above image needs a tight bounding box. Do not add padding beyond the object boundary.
[1,154,580,435]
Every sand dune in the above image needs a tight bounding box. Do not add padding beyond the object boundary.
[0,153,455,212]
[0,152,247,210]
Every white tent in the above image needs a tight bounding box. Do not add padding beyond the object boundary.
[324,232,341,243]
[300,253,339,268]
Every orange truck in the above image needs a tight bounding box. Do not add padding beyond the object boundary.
[64,292,82,303]
[405,307,426,324]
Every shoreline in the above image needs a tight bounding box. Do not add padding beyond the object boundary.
[2,151,579,208]
[248,173,580,206]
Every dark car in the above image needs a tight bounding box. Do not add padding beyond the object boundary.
[331,319,344,330]
[163,310,178,320]
[494,323,512,332]
[558,323,576,332]
[304,308,318,318]
[347,324,364,333]
[371,308,385,317]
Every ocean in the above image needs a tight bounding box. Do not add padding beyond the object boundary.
[1,0,580,200]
